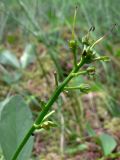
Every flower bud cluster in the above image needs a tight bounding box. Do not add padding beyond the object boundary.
[82,46,96,64]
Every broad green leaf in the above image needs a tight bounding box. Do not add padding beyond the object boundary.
[0,95,34,160]
[0,69,22,85]
[20,44,36,68]
[98,133,117,156]
[0,58,21,84]
[0,50,20,68]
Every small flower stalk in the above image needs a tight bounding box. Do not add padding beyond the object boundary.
[34,121,57,131]
[69,6,78,68]
[94,56,110,62]
[64,83,91,93]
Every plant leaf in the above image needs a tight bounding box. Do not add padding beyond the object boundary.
[0,50,20,68]
[0,69,22,85]
[0,95,34,160]
[98,133,117,156]
[20,44,36,68]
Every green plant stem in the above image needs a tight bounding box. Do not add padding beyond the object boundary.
[11,58,84,160]
[11,126,35,160]
[64,86,80,90]
[73,48,77,69]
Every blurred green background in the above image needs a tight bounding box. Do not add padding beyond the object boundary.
[0,0,120,160]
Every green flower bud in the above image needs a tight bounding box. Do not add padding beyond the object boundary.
[87,66,95,75]
[41,121,57,130]
[79,84,91,93]
[82,47,96,64]
[69,40,77,50]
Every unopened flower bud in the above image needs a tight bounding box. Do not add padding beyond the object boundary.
[82,48,96,64]
[41,121,57,130]
[79,84,91,93]
[87,66,95,75]
[69,40,77,50]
